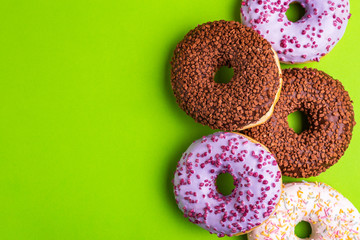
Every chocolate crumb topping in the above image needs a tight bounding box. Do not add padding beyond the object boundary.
[243,68,355,178]
[171,20,281,131]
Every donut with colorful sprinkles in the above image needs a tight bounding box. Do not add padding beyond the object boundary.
[243,68,355,178]
[248,182,360,240]
[241,0,351,63]
[173,132,282,237]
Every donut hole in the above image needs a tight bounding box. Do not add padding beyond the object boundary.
[287,111,310,134]
[295,221,312,238]
[286,2,306,22]
[215,172,235,196]
[214,66,234,84]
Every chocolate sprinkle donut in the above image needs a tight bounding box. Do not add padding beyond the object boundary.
[243,68,355,178]
[171,20,282,131]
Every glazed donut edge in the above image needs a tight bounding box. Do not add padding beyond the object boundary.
[240,48,283,131]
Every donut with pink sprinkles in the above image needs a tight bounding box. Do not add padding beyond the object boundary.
[241,0,351,63]
[173,132,282,237]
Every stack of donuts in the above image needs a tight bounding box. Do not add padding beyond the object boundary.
[170,1,359,239]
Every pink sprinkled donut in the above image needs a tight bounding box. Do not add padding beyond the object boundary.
[241,0,351,63]
[173,132,282,237]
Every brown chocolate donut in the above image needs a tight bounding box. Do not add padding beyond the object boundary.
[243,68,355,178]
[171,20,282,131]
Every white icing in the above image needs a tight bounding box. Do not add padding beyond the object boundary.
[248,182,360,240]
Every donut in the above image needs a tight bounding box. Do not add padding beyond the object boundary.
[248,182,360,240]
[173,132,282,237]
[241,0,351,63]
[171,20,282,131]
[243,68,355,178]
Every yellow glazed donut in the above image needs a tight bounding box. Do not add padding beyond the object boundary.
[248,182,360,240]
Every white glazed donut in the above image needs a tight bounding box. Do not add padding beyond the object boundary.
[248,182,360,240]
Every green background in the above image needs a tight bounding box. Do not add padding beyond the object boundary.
[0,0,359,239]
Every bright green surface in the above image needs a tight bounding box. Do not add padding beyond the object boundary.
[0,0,359,239]
[294,221,312,238]
[286,2,307,22]
[288,111,310,134]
